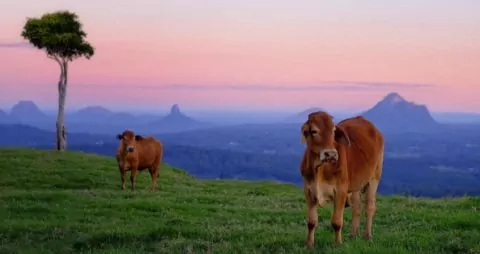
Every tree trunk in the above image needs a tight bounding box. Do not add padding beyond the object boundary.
[56,60,68,151]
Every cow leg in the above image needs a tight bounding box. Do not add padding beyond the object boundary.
[331,190,348,246]
[364,181,379,240]
[349,191,362,238]
[118,165,126,190]
[304,184,318,250]
[148,165,159,192]
[130,166,138,192]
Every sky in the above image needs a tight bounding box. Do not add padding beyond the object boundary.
[0,0,479,113]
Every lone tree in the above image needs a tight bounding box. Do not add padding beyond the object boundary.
[21,10,94,151]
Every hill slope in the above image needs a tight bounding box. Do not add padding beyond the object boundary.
[0,149,478,253]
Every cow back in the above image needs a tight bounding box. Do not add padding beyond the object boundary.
[337,116,384,190]
[135,137,163,167]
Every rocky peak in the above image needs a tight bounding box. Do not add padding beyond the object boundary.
[362,92,438,131]
[170,104,181,115]
[383,92,406,104]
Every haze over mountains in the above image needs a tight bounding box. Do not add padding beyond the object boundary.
[0,92,479,136]
[0,102,210,134]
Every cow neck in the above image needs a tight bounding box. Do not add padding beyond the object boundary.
[302,147,319,181]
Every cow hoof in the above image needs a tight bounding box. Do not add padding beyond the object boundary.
[333,238,343,246]
[305,241,314,250]
[364,233,372,241]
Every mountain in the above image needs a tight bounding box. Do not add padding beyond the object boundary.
[0,109,10,123]
[9,100,50,124]
[283,107,323,123]
[284,108,355,124]
[147,104,212,133]
[70,106,139,124]
[362,92,439,133]
[431,112,480,124]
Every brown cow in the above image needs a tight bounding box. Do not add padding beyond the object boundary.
[300,111,384,249]
[115,129,164,192]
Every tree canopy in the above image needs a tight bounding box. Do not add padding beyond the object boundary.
[21,10,94,62]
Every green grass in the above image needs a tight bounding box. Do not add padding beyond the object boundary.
[0,148,479,254]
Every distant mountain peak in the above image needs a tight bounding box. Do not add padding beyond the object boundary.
[284,107,324,122]
[170,104,181,115]
[13,100,40,109]
[8,100,48,123]
[10,100,46,117]
[362,92,438,132]
[147,104,210,132]
[161,104,192,121]
[383,92,406,104]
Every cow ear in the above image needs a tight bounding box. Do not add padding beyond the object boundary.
[116,134,123,140]
[135,135,144,141]
[334,126,350,146]
[300,122,307,144]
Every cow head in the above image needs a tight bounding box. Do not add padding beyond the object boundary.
[116,130,143,153]
[301,111,350,164]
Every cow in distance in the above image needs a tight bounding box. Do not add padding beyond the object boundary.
[115,129,164,192]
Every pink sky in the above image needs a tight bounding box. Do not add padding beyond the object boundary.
[1,0,480,112]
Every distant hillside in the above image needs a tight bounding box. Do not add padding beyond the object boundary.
[0,124,114,146]
[9,100,51,125]
[362,92,440,133]
[0,109,9,123]
[0,148,478,253]
[284,108,355,124]
[146,104,212,133]
[2,121,480,198]
[63,142,480,198]
[284,107,323,123]
[70,106,138,124]
[432,112,480,124]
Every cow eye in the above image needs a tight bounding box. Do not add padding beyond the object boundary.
[310,130,318,135]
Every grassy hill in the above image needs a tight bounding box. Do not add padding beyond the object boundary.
[0,149,478,254]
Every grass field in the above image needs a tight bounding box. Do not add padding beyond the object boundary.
[0,148,479,254]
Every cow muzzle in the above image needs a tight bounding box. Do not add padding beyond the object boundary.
[126,146,135,153]
[319,149,338,163]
